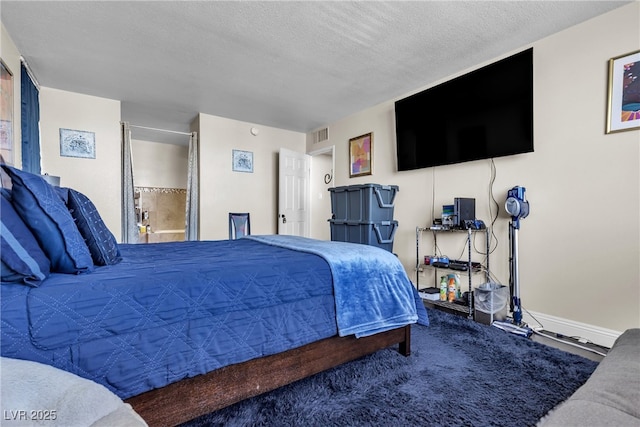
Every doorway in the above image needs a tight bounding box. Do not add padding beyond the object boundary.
[123,123,197,243]
[276,145,334,240]
[309,146,334,240]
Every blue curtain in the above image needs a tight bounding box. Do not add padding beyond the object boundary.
[20,63,40,174]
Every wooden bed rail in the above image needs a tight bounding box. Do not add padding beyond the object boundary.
[126,324,411,427]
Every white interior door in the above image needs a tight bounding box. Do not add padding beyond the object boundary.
[278,148,310,236]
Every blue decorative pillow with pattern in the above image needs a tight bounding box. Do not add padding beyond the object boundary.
[2,165,93,274]
[62,188,121,266]
[1,190,51,286]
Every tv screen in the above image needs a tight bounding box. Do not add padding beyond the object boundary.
[395,48,533,171]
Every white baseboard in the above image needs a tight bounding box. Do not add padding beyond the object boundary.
[523,310,622,349]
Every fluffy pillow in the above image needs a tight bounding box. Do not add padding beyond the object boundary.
[61,188,121,266]
[1,191,50,286]
[2,165,93,274]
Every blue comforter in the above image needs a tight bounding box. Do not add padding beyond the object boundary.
[248,235,429,337]
[1,237,427,399]
[2,239,336,398]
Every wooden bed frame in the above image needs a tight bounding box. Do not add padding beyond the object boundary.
[126,324,411,427]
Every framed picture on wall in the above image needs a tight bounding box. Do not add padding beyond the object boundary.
[349,132,373,178]
[60,128,96,158]
[232,149,253,173]
[606,49,640,134]
[0,59,13,164]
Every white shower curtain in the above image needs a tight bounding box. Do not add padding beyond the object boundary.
[185,131,199,240]
[121,122,139,243]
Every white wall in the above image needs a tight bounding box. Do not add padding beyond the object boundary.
[39,88,122,241]
[195,113,306,240]
[307,3,640,342]
[131,139,188,189]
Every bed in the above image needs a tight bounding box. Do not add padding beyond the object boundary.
[0,165,428,426]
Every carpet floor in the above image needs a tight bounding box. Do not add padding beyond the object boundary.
[182,308,598,426]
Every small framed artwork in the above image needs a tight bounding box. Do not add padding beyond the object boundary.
[60,128,96,158]
[349,132,373,178]
[0,59,13,163]
[232,149,253,173]
[606,49,640,134]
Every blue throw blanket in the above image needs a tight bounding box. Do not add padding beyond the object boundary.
[247,235,428,337]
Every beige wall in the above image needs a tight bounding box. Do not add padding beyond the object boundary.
[39,87,122,241]
[307,3,640,341]
[195,113,306,240]
[1,24,22,166]
[131,139,189,189]
[310,151,333,240]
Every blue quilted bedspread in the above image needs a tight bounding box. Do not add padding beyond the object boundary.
[1,239,336,398]
[1,237,427,399]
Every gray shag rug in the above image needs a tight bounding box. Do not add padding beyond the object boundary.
[181,308,598,426]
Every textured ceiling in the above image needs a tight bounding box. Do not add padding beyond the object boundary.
[1,1,630,144]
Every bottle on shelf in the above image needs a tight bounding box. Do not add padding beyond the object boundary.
[447,273,461,299]
[439,276,448,301]
[448,277,456,302]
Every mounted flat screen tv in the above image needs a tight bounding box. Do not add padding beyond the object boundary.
[395,48,533,171]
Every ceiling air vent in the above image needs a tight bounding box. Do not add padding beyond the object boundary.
[313,127,329,144]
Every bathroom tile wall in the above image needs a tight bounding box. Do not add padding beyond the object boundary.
[135,187,186,243]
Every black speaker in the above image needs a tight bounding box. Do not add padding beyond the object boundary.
[454,198,475,227]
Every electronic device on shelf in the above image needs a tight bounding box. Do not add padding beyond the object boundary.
[430,256,449,268]
[429,225,449,231]
[442,204,455,226]
[447,260,482,272]
[463,219,486,230]
[454,198,475,228]
[447,261,467,271]
[418,287,440,301]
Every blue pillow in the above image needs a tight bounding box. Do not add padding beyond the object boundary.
[2,165,93,274]
[55,186,69,204]
[63,188,121,266]
[1,191,51,286]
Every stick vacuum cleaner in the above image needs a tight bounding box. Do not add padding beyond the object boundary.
[493,186,532,337]
[505,186,529,325]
